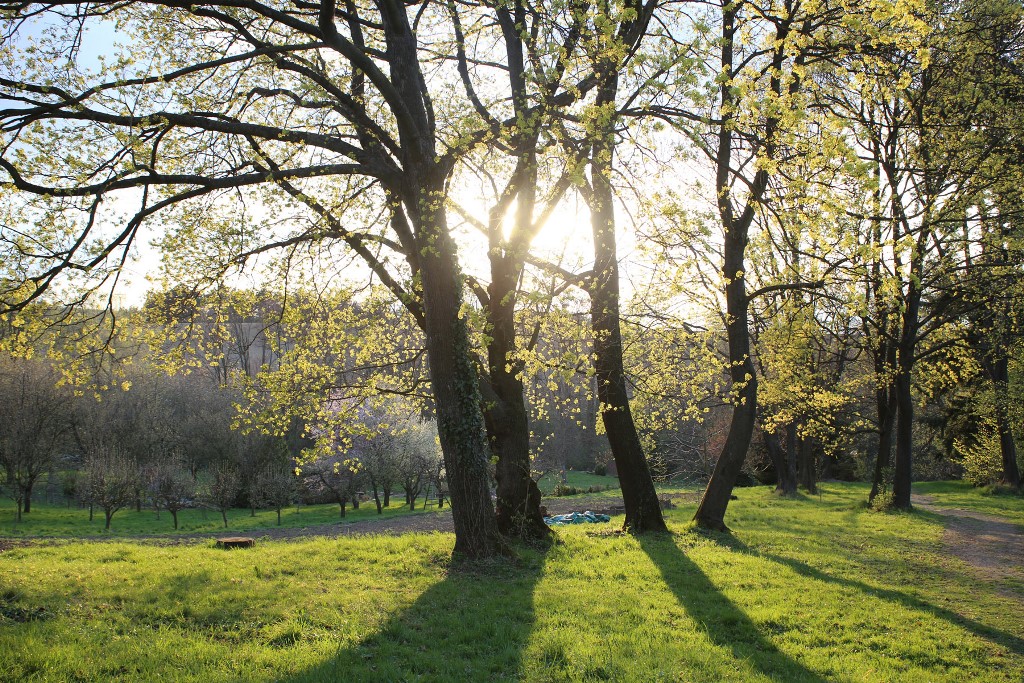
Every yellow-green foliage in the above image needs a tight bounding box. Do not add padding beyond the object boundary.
[953,412,1004,487]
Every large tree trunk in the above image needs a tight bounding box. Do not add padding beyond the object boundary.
[892,372,914,508]
[22,483,31,514]
[416,200,503,559]
[869,387,897,502]
[378,0,501,558]
[588,72,666,534]
[986,356,1021,488]
[764,425,796,495]
[694,205,758,530]
[891,284,921,510]
[799,433,817,494]
[693,1,771,531]
[485,253,549,540]
[694,366,757,530]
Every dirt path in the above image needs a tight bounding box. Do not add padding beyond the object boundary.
[912,494,1024,597]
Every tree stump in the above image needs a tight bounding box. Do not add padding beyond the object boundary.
[216,537,254,549]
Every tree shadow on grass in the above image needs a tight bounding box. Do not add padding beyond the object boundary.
[283,547,548,683]
[637,533,829,682]
[747,545,1024,656]
[700,526,1024,656]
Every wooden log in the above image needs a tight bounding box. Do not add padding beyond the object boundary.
[216,537,255,549]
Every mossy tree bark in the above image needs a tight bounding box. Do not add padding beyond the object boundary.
[416,196,504,558]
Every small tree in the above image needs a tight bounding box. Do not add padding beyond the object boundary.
[205,464,240,528]
[304,455,359,519]
[150,459,196,530]
[396,421,440,511]
[361,433,399,514]
[252,465,295,525]
[84,448,139,530]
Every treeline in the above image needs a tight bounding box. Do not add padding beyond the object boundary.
[0,353,446,529]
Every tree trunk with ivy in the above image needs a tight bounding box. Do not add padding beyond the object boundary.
[416,194,504,559]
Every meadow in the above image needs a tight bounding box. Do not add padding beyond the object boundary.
[0,469,619,538]
[1,482,1021,682]
[0,496,444,538]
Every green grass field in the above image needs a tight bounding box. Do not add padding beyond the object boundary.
[0,497,444,537]
[535,470,620,494]
[1,482,1022,682]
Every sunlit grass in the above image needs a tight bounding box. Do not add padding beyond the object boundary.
[536,470,620,494]
[0,497,443,538]
[1,483,1021,682]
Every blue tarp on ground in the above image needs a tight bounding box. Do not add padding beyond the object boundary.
[543,511,611,526]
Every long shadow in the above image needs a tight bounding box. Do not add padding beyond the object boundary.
[706,526,1024,655]
[747,546,1024,655]
[283,546,549,682]
[638,533,829,682]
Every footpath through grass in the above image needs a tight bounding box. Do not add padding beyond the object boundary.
[1,482,1022,682]
[914,480,1024,524]
[0,498,443,538]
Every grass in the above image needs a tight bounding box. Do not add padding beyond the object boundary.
[0,497,443,538]
[535,470,620,494]
[1,482,1022,681]
[914,480,1024,523]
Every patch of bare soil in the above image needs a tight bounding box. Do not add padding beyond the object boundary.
[912,494,1024,598]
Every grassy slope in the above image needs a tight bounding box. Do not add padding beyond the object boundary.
[0,498,443,538]
[1,483,1021,682]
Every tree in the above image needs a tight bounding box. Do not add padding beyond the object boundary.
[149,457,195,530]
[205,463,240,529]
[395,419,441,512]
[0,0,516,559]
[303,455,359,519]
[683,0,820,530]
[253,464,296,525]
[0,356,70,519]
[84,447,139,530]
[822,0,1022,507]
[361,431,400,515]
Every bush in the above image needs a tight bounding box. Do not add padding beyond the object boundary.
[551,483,606,497]
[594,464,607,476]
[552,483,580,497]
[953,416,1003,487]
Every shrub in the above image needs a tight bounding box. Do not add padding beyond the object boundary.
[953,416,1003,487]
[594,464,607,476]
[552,483,580,497]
